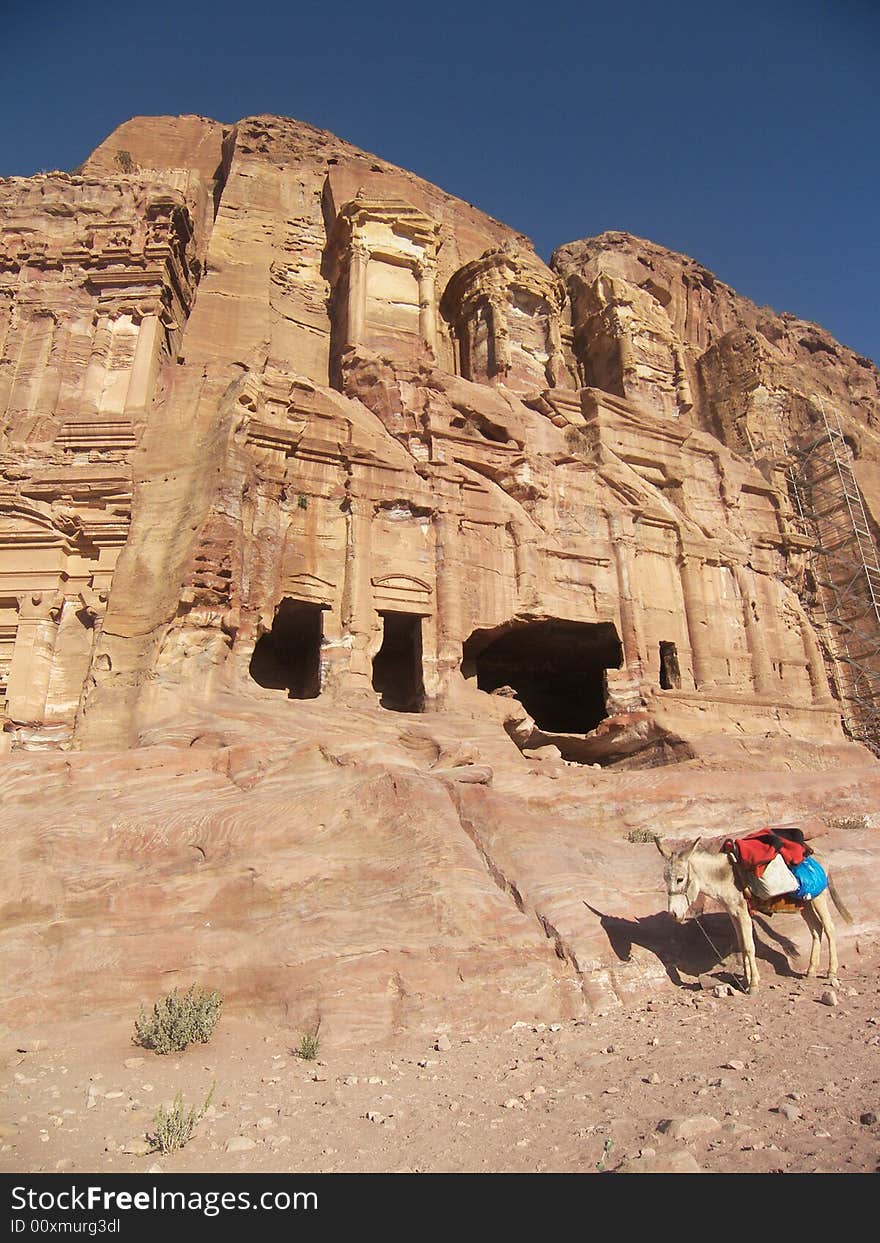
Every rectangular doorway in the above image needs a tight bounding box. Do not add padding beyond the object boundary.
[372,612,425,712]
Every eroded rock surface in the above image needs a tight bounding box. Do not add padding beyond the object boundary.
[1,114,879,1045]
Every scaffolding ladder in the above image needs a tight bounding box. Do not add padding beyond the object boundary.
[785,402,880,753]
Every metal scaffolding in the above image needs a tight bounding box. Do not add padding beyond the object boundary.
[785,402,880,754]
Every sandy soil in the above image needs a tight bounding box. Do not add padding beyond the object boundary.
[3,931,878,1176]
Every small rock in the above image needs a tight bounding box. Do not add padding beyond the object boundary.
[255,1117,275,1130]
[656,1151,703,1173]
[657,1115,720,1141]
[147,1164,162,1174]
[820,990,838,1007]
[343,1076,359,1086]
[723,1060,746,1071]
[104,1091,124,1100]
[123,1058,145,1070]
[121,1140,151,1156]
[777,1103,802,1122]
[860,1112,877,1126]
[435,1035,452,1052]
[225,1137,257,1153]
[365,1111,385,1124]
[643,1072,660,1085]
[502,1098,524,1110]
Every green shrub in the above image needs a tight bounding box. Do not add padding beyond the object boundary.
[296,1023,321,1061]
[147,1083,215,1155]
[134,985,222,1055]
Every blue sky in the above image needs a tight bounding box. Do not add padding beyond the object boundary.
[2,0,877,362]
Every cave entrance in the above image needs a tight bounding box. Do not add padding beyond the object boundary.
[659,641,681,690]
[249,598,324,699]
[372,611,425,712]
[464,619,622,733]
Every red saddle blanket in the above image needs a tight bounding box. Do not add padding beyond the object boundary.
[723,827,810,872]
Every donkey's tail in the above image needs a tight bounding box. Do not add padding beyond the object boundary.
[828,872,853,925]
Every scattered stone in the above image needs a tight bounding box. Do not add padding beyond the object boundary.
[820,990,839,1007]
[723,1060,746,1071]
[656,1151,703,1173]
[121,1140,151,1156]
[860,1112,877,1126]
[255,1117,275,1130]
[147,1164,162,1174]
[776,1103,802,1122]
[435,1036,452,1053]
[657,1116,721,1141]
[225,1137,257,1153]
[123,1058,145,1070]
[365,1112,386,1124]
[502,1098,524,1110]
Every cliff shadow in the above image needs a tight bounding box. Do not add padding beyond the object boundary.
[582,902,799,989]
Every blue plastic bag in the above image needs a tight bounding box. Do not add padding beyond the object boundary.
[790,856,828,901]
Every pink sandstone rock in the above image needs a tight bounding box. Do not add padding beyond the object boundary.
[1,114,879,1044]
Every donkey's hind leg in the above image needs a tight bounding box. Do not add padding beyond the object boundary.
[811,892,839,985]
[801,904,823,978]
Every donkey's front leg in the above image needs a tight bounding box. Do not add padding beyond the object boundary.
[737,906,760,993]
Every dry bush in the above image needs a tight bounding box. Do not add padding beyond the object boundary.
[134,985,222,1055]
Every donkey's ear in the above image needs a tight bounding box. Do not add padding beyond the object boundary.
[682,836,702,860]
[653,834,671,858]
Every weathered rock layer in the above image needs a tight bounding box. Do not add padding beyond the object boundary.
[2,115,879,1043]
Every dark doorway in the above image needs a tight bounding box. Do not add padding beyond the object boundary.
[372,611,425,712]
[249,598,323,699]
[659,641,681,690]
[464,619,622,733]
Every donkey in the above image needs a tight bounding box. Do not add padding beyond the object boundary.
[654,836,851,993]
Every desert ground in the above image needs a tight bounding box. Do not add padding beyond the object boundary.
[3,922,877,1176]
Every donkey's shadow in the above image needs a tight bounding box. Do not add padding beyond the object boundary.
[583,902,801,989]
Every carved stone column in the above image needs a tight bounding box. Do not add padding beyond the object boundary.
[346,242,369,349]
[434,511,462,673]
[488,296,511,378]
[679,550,715,690]
[610,517,645,676]
[795,602,834,705]
[124,310,162,416]
[509,521,539,610]
[340,492,374,679]
[5,591,63,723]
[417,257,438,357]
[733,563,774,695]
[80,316,113,414]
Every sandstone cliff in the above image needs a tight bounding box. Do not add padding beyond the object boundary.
[1,115,879,1045]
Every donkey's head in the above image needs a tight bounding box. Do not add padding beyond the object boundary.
[654,835,702,922]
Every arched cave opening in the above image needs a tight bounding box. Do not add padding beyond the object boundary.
[249,598,324,699]
[372,611,425,713]
[464,619,623,733]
